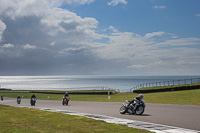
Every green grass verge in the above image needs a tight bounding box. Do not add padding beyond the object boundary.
[0,104,151,133]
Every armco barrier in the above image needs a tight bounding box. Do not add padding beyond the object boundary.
[31,91,115,95]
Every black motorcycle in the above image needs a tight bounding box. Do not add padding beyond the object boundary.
[119,100,145,115]
[30,97,36,106]
[17,97,21,104]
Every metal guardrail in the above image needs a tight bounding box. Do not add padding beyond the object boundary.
[0,86,117,93]
[130,78,200,92]
[0,91,31,93]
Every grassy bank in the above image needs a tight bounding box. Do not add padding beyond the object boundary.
[0,105,150,133]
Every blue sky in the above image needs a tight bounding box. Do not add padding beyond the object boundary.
[63,0,200,37]
[0,0,200,75]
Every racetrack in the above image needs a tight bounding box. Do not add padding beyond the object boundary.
[1,97,200,131]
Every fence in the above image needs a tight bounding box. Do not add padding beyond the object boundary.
[62,86,117,91]
[130,78,200,92]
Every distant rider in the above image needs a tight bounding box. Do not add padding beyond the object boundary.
[127,94,144,110]
[17,95,21,100]
[17,95,21,104]
[64,92,70,99]
[31,94,36,100]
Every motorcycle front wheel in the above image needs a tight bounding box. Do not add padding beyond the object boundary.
[135,106,144,115]
[119,106,127,114]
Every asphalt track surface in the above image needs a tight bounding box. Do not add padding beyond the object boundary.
[1,98,200,131]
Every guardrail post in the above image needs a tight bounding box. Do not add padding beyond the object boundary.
[108,91,111,100]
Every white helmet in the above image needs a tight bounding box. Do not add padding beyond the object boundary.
[138,94,144,99]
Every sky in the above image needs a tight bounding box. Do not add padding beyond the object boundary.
[0,0,200,76]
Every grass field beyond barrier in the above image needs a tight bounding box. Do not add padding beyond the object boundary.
[0,105,151,133]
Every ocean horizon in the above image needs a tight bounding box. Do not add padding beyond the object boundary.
[0,75,200,92]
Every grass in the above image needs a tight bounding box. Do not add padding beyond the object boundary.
[0,104,151,133]
[143,89,200,105]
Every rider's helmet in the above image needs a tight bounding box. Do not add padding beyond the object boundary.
[138,94,144,99]
[65,92,68,94]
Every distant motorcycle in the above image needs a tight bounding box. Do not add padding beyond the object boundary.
[17,97,21,104]
[30,97,36,106]
[62,96,70,105]
[1,96,3,101]
[119,99,145,115]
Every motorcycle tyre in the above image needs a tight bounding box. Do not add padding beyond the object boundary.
[119,106,127,114]
[135,106,145,115]
[31,101,35,106]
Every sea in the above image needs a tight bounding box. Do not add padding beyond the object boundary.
[0,75,200,92]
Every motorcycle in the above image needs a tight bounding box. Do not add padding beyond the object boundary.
[62,96,70,105]
[119,99,145,115]
[30,97,36,106]
[17,97,21,104]
[1,96,3,101]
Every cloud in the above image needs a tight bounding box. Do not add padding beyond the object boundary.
[153,5,166,9]
[0,20,6,42]
[2,43,14,48]
[108,0,127,6]
[22,44,37,49]
[50,41,56,46]
[156,38,200,46]
[145,31,165,38]
[0,0,199,75]
[196,14,200,19]
[64,0,95,5]
[89,29,200,75]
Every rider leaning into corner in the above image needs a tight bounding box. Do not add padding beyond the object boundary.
[127,94,144,110]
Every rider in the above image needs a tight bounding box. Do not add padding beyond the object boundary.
[17,95,21,100]
[127,94,144,110]
[31,94,36,100]
[64,92,70,99]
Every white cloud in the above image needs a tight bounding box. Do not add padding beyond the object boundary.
[22,44,37,49]
[108,26,118,33]
[2,43,14,48]
[0,0,199,75]
[145,31,165,38]
[156,38,200,46]
[89,27,200,74]
[108,0,127,6]
[153,5,166,9]
[50,41,56,46]
[64,0,95,5]
[0,20,6,42]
